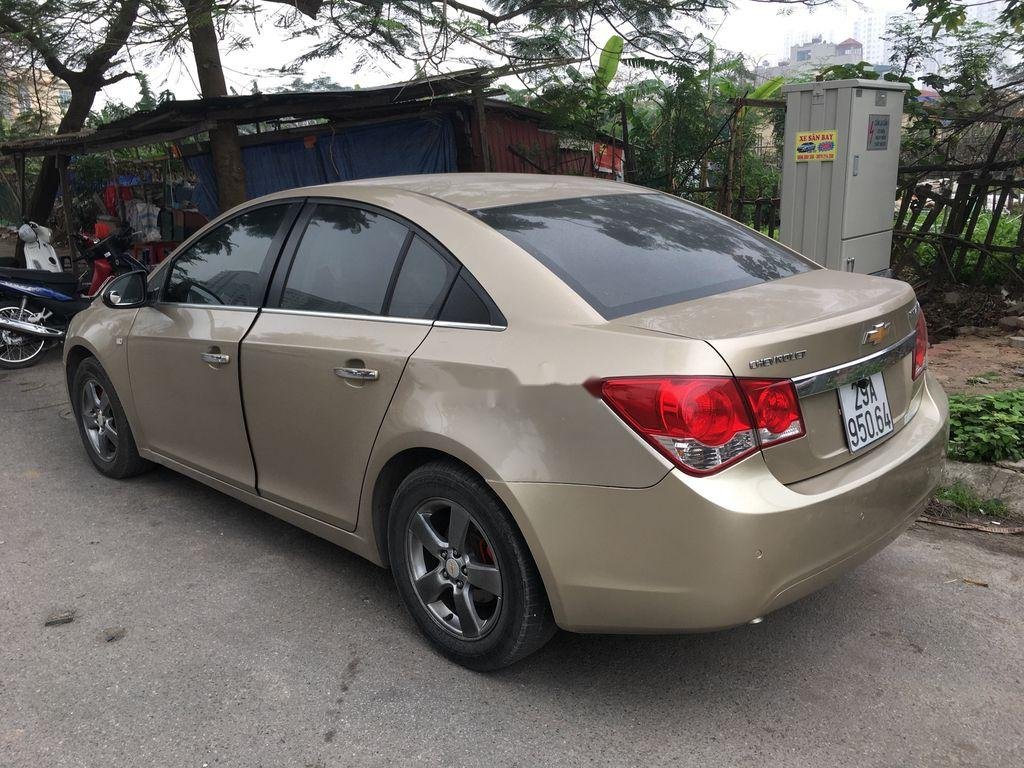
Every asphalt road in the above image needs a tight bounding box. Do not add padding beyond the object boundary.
[2,355,1023,767]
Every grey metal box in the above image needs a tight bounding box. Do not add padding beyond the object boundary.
[779,79,909,275]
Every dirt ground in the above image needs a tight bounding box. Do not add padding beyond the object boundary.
[927,332,1024,395]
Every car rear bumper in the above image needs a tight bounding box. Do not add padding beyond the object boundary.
[489,372,949,633]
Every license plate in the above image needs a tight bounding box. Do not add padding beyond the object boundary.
[838,372,894,452]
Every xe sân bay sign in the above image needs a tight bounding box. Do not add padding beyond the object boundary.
[795,130,838,162]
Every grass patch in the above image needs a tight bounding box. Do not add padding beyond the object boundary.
[934,481,1008,518]
[947,389,1024,463]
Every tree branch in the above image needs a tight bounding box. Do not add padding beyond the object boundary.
[260,0,325,19]
[83,0,144,79]
[0,10,74,81]
[102,70,139,86]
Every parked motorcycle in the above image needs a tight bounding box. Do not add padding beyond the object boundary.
[0,226,147,369]
[18,221,63,271]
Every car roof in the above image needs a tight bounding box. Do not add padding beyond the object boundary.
[277,173,652,211]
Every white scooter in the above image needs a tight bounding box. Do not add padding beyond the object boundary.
[18,222,62,271]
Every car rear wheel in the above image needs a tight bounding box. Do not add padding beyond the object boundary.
[388,461,555,671]
[72,357,152,479]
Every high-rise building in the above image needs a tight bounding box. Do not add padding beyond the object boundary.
[852,13,897,66]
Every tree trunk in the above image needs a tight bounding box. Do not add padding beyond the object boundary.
[184,0,247,211]
[27,87,97,222]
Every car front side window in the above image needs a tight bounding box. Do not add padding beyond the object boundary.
[164,205,289,308]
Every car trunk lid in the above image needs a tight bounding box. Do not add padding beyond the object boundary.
[615,269,922,484]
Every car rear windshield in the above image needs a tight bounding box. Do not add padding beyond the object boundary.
[474,193,816,319]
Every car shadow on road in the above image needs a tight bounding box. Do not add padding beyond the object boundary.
[141,462,925,686]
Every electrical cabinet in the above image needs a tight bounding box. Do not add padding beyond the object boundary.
[779,79,909,275]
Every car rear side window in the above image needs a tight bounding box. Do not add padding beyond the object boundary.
[387,236,457,320]
[281,204,409,315]
[438,272,501,326]
[475,193,815,319]
[164,204,288,307]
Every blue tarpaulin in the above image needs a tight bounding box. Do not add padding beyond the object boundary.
[185,115,456,217]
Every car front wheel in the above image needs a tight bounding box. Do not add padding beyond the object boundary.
[388,461,555,671]
[72,357,151,479]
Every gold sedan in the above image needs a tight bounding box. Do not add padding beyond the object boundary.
[64,174,948,669]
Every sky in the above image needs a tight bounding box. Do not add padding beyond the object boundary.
[101,0,921,106]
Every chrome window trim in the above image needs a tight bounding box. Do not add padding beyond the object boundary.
[260,307,507,331]
[791,329,917,398]
[153,301,257,312]
[262,307,434,326]
[433,320,507,332]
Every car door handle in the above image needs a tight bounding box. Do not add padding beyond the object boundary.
[201,352,231,365]
[334,367,379,381]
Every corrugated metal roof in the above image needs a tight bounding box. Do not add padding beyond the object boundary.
[1,67,529,157]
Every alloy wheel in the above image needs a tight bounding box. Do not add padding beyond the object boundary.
[404,498,503,640]
[80,378,118,462]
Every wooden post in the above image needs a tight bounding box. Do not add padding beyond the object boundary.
[719,111,738,215]
[931,174,972,287]
[17,153,26,219]
[953,176,988,276]
[620,100,632,183]
[972,175,1012,284]
[56,154,77,273]
[473,89,491,172]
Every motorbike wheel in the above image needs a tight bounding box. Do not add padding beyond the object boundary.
[0,303,48,369]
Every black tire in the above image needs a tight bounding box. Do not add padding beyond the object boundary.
[0,301,48,369]
[388,461,556,671]
[71,356,152,479]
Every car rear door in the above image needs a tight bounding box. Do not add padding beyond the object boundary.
[240,201,459,530]
[127,202,300,491]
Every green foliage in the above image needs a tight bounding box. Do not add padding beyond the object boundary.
[909,0,1023,37]
[879,14,1021,163]
[595,35,624,90]
[947,389,1024,463]
[819,61,882,81]
[935,481,1008,518]
[269,76,350,93]
[904,211,1024,286]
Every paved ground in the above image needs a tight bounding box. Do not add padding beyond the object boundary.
[2,355,1023,768]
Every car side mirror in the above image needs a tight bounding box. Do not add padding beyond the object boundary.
[102,270,149,309]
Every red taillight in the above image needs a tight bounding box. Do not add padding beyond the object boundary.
[913,308,928,380]
[586,376,805,476]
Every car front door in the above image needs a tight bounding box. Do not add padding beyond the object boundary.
[127,202,299,491]
[240,201,459,530]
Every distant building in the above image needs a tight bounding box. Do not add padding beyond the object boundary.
[852,13,897,67]
[756,36,865,83]
[0,68,71,128]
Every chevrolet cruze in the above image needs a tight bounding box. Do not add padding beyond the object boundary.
[64,174,948,669]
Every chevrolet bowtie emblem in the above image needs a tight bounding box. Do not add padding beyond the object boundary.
[862,321,892,346]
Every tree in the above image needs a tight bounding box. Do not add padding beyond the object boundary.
[181,0,248,210]
[0,0,143,253]
[3,0,831,233]
[139,1,325,211]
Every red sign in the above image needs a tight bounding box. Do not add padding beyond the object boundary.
[593,142,624,178]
